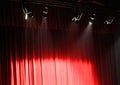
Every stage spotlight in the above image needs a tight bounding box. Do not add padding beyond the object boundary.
[42,6,48,18]
[90,14,96,20]
[72,12,83,23]
[22,7,33,20]
[104,16,115,25]
[25,11,33,20]
[88,13,96,24]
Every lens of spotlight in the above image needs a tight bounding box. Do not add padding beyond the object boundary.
[25,13,28,20]
[89,21,92,25]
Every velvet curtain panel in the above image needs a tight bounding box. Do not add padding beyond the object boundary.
[0,2,117,85]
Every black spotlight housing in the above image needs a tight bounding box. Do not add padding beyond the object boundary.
[42,6,48,18]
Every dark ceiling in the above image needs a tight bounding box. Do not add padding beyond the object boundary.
[103,0,120,9]
[2,0,120,10]
[19,0,120,9]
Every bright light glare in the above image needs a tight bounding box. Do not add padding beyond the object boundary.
[25,13,28,20]
[89,21,92,25]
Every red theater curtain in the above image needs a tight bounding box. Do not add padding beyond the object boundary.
[0,2,117,85]
[8,27,99,85]
[1,27,100,85]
